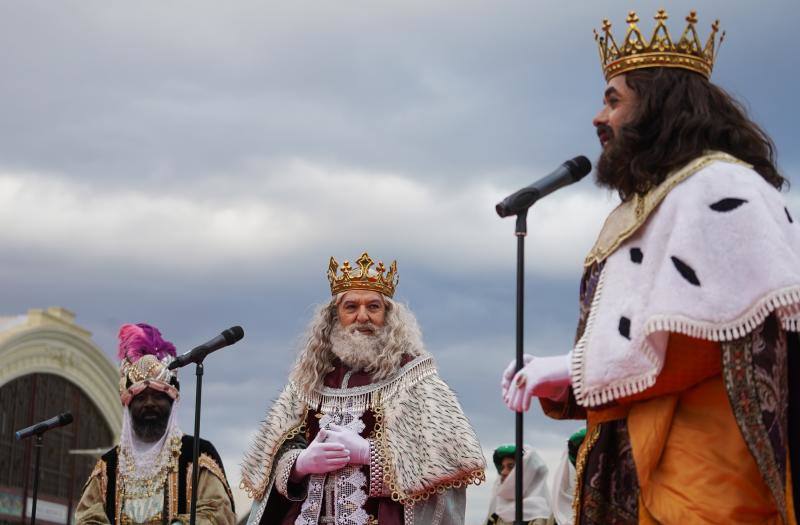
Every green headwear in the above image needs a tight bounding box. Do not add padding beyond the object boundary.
[567,428,587,467]
[492,444,516,473]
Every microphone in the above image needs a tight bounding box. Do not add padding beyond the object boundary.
[168,326,244,370]
[16,412,73,440]
[495,156,592,217]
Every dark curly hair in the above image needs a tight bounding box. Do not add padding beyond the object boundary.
[596,68,786,200]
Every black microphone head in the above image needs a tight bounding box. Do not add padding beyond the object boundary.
[563,155,592,181]
[495,201,510,218]
[222,326,244,344]
[60,412,74,425]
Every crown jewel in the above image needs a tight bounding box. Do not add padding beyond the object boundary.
[327,251,398,298]
[595,9,725,81]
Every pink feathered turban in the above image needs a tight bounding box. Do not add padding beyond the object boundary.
[117,323,179,406]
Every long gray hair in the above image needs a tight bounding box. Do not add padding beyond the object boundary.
[289,297,424,393]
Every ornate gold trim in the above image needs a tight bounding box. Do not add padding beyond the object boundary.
[240,413,307,500]
[584,152,750,268]
[595,10,724,81]
[374,404,485,505]
[199,453,235,504]
[115,464,122,525]
[185,465,192,515]
[721,331,789,522]
[84,459,108,500]
[604,52,712,80]
[168,469,178,520]
[328,251,398,298]
[571,424,601,520]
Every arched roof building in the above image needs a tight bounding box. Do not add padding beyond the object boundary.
[0,307,121,525]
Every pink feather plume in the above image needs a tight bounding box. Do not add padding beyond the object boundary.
[117,323,177,362]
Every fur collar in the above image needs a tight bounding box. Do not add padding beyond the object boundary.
[573,156,800,406]
[240,353,485,501]
[584,151,750,268]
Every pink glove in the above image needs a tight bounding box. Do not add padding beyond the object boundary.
[325,424,370,465]
[503,352,572,412]
[293,429,351,478]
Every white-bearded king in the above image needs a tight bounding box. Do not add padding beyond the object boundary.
[240,252,485,525]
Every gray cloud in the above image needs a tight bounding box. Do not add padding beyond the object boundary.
[1,1,794,188]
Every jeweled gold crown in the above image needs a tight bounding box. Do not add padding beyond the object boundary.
[327,252,398,298]
[595,9,725,81]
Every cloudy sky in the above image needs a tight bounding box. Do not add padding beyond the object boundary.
[1,0,797,522]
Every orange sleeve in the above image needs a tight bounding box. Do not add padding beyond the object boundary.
[552,333,722,424]
[620,332,722,404]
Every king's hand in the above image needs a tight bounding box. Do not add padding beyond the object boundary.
[501,352,572,412]
[292,429,351,478]
[324,424,370,465]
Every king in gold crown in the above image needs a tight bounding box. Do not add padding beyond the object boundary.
[595,9,725,81]
[327,252,398,298]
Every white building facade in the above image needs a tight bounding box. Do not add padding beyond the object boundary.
[0,307,121,525]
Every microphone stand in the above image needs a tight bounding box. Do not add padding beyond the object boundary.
[17,419,71,525]
[513,211,527,525]
[172,326,242,525]
[495,157,589,525]
[190,362,203,525]
[30,434,44,525]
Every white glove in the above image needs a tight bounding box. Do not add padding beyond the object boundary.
[503,352,572,412]
[326,424,370,465]
[501,353,534,398]
[293,429,351,478]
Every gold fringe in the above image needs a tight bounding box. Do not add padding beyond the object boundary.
[374,404,485,505]
[240,414,307,500]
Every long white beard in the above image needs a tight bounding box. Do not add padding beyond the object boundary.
[329,323,387,372]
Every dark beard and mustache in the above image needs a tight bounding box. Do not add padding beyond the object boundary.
[595,123,626,192]
[329,322,388,372]
[595,124,639,200]
[595,122,652,200]
[132,407,170,442]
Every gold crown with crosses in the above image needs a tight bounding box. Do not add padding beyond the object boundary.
[327,252,399,298]
[595,9,725,81]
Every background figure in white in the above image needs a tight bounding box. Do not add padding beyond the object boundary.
[549,428,585,525]
[485,445,553,525]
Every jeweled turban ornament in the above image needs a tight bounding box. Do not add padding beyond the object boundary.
[117,323,180,406]
[327,251,399,298]
[595,9,725,81]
